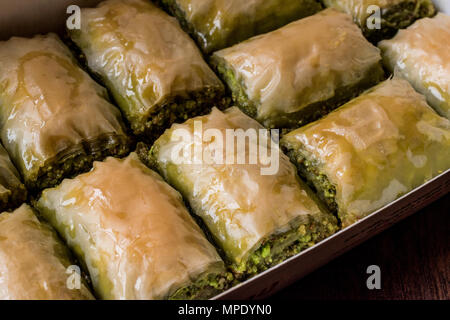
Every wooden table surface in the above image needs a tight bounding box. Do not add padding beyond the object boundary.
[271,194,449,300]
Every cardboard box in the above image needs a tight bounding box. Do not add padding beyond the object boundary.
[0,0,448,300]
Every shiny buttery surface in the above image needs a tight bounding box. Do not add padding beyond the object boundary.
[0,204,94,300]
[282,79,450,227]
[379,13,450,118]
[71,0,223,130]
[152,107,326,265]
[0,33,126,183]
[212,9,382,125]
[36,153,224,300]
[173,0,321,53]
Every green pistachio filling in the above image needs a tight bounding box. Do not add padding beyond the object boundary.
[157,0,322,54]
[169,271,233,300]
[139,138,338,281]
[284,148,338,217]
[28,134,130,192]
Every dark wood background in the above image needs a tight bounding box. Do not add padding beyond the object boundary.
[271,195,449,300]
